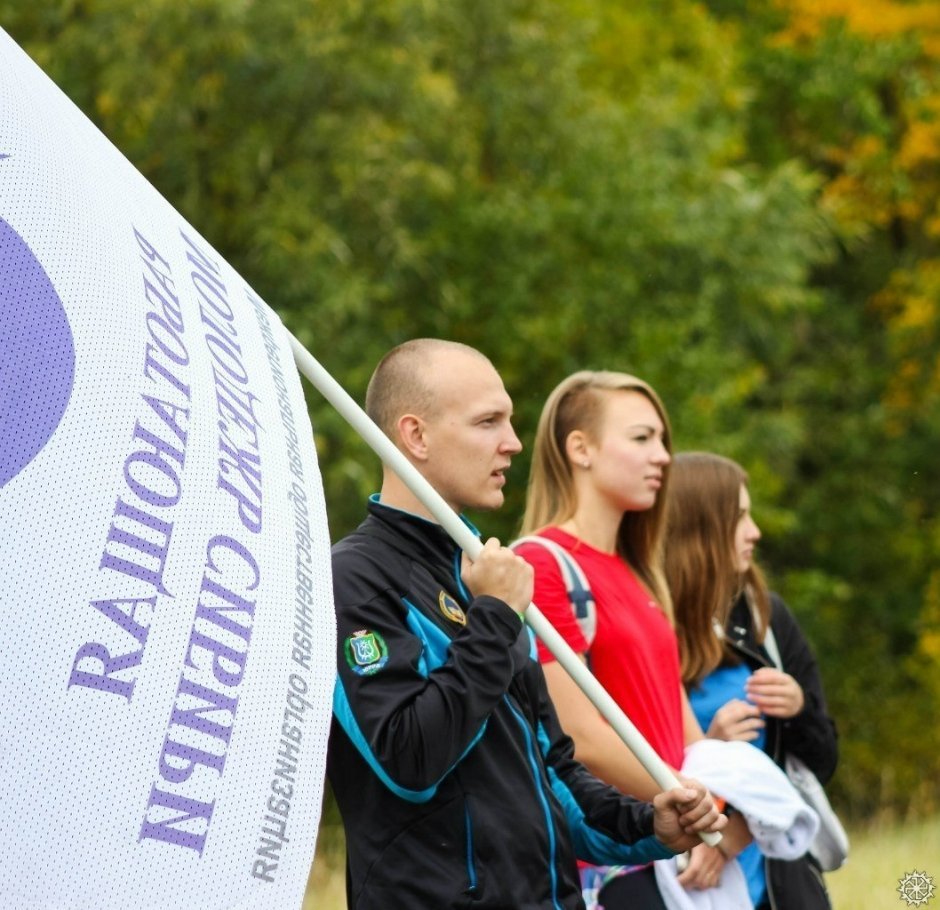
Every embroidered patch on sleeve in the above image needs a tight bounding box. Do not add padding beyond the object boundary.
[439,591,467,626]
[344,630,389,676]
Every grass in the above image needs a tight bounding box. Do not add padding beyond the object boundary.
[302,814,940,909]
[827,815,940,909]
[302,819,346,910]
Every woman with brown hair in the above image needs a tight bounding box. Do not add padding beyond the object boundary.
[514,372,749,909]
[664,451,838,910]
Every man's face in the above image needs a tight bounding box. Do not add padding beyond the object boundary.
[418,351,522,514]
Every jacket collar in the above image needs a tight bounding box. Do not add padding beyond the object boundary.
[726,592,772,667]
[363,494,480,570]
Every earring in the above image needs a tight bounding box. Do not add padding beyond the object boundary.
[582,461,590,469]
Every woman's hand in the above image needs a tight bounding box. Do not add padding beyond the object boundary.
[676,843,726,890]
[706,698,765,742]
[746,667,804,718]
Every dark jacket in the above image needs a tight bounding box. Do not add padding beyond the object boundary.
[726,591,839,910]
[327,498,674,910]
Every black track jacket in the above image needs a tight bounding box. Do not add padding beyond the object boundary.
[327,498,674,909]
[727,592,839,909]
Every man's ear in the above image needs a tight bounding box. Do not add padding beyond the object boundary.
[397,413,429,461]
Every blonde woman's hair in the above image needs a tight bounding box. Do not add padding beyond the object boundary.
[664,452,771,687]
[520,370,674,619]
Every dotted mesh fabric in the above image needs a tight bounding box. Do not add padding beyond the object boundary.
[0,30,335,909]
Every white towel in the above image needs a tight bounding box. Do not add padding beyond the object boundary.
[681,738,820,860]
[651,739,821,910]
[653,854,752,910]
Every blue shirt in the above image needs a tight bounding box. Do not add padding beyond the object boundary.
[689,663,767,908]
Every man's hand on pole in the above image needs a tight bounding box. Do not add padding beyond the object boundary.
[651,781,727,855]
[461,537,534,615]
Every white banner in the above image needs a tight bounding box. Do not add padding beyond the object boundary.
[0,28,335,910]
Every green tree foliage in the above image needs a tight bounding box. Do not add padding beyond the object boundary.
[699,0,940,817]
[3,0,936,819]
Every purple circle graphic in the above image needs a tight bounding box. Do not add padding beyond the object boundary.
[0,217,76,487]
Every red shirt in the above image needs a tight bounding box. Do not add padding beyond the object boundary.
[516,527,685,770]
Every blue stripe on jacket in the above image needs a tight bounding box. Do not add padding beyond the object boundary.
[331,599,488,803]
[535,723,674,866]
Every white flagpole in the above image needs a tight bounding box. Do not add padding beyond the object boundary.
[288,333,720,846]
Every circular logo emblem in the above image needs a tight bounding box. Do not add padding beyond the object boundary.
[898,870,936,907]
[439,591,467,626]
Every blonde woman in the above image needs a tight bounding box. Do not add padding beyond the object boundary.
[664,452,838,910]
[515,373,749,910]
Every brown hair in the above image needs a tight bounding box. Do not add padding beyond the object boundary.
[365,339,488,438]
[520,370,674,617]
[664,452,771,686]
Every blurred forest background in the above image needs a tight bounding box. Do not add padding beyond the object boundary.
[5,0,939,834]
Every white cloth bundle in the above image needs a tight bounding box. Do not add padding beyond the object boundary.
[652,738,820,910]
[683,738,820,859]
[654,853,752,910]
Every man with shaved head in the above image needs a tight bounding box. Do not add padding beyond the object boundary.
[327,339,724,909]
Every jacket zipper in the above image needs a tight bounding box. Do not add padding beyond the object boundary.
[808,860,832,908]
[465,804,478,895]
[452,549,563,910]
[503,696,563,910]
[764,856,778,910]
[726,636,783,764]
